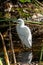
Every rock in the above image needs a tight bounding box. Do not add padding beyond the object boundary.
[4,2,13,12]
[32,13,43,22]
[37,13,43,17]
[32,14,37,19]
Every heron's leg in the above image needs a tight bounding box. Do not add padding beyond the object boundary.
[20,41,26,50]
[22,44,26,50]
[21,41,28,50]
[23,44,25,48]
[22,44,29,50]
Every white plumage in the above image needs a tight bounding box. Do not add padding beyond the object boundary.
[16,18,32,48]
[15,18,33,64]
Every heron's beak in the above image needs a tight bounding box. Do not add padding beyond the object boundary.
[13,20,18,24]
[13,19,20,24]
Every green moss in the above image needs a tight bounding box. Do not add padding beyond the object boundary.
[19,0,31,3]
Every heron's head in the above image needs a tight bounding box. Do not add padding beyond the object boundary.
[17,18,24,26]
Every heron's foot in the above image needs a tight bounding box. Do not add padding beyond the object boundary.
[23,45,29,50]
[28,60,32,65]
[28,61,32,65]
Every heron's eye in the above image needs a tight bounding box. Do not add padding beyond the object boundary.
[18,20,20,22]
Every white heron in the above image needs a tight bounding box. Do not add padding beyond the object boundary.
[15,18,32,64]
[16,18,32,48]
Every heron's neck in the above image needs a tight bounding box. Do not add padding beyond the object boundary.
[19,22,24,27]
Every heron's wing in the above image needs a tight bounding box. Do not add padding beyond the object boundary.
[19,26,32,39]
[16,25,32,48]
